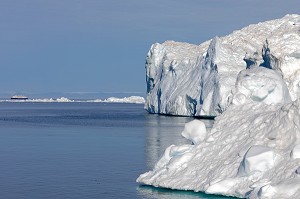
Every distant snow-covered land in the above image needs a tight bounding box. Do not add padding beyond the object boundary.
[138,14,300,199]
[1,96,145,104]
[99,96,145,104]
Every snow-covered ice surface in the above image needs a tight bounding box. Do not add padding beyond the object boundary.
[138,15,300,199]
[138,68,300,198]
[145,14,300,116]
[181,120,207,145]
[1,96,145,104]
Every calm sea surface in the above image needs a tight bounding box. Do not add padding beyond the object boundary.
[0,102,234,199]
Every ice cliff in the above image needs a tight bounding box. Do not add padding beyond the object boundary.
[138,14,300,198]
[145,14,300,116]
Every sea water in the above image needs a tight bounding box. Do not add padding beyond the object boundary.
[0,102,234,199]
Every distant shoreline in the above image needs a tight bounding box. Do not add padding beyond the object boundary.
[0,96,145,104]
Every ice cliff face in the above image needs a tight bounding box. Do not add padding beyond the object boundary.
[145,14,300,116]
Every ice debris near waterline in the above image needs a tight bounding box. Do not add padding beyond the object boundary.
[145,14,300,116]
[138,15,300,198]
[2,96,145,104]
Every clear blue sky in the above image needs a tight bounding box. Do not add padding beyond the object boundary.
[0,0,299,95]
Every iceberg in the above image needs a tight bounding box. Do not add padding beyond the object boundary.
[55,97,74,102]
[145,14,300,116]
[138,66,300,198]
[88,96,145,104]
[138,15,300,198]
[102,96,145,104]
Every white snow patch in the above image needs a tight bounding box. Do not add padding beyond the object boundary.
[206,178,241,196]
[237,145,276,177]
[257,178,300,199]
[233,67,291,105]
[291,144,300,159]
[181,120,207,145]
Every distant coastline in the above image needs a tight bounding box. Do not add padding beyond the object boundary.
[0,96,145,104]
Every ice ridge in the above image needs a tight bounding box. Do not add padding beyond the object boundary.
[145,14,300,116]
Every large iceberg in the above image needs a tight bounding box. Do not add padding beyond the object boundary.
[138,67,300,198]
[145,14,300,116]
[138,15,300,199]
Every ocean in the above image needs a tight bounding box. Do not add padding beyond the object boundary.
[0,102,233,199]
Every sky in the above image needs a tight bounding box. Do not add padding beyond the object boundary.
[0,0,299,97]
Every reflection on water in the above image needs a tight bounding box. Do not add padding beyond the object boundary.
[144,114,191,169]
[138,114,221,198]
[137,186,236,199]
[144,114,214,169]
[0,103,230,199]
